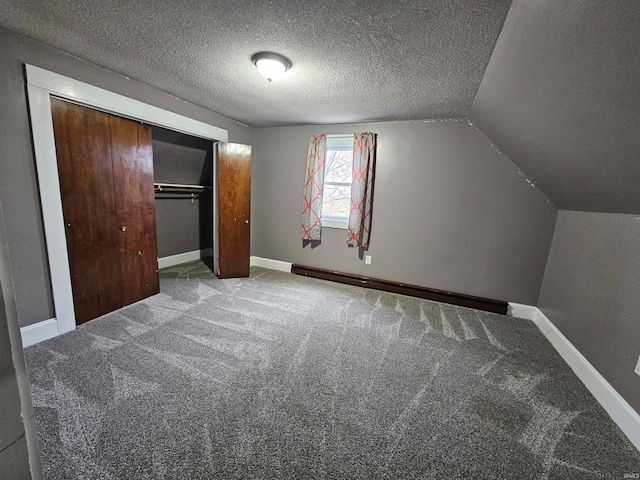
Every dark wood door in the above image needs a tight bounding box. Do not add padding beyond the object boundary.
[51,98,159,325]
[109,115,160,304]
[51,98,124,324]
[217,142,251,278]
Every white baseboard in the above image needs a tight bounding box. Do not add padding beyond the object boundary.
[20,318,59,347]
[508,302,640,451]
[158,249,212,269]
[506,302,539,320]
[250,256,292,273]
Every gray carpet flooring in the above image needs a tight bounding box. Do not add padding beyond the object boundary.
[25,260,639,479]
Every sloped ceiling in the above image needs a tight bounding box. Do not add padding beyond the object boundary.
[470,0,640,214]
[0,0,511,127]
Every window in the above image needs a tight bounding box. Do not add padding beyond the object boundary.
[322,135,353,229]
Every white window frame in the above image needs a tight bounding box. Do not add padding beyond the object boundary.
[322,134,354,230]
[25,65,228,342]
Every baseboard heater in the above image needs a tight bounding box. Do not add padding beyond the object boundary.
[290,264,508,315]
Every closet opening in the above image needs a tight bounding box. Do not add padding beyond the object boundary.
[151,126,216,276]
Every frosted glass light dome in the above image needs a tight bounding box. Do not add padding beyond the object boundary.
[251,52,292,82]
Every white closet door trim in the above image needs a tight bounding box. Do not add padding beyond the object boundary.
[26,66,228,141]
[26,65,228,340]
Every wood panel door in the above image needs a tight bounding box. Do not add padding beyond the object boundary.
[109,115,160,304]
[52,98,124,324]
[51,98,159,325]
[217,142,251,278]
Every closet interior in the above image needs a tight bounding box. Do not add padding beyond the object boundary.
[152,125,214,267]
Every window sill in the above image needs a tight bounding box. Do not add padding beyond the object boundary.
[322,218,348,230]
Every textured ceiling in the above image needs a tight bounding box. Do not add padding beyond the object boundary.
[0,0,511,127]
[471,0,640,214]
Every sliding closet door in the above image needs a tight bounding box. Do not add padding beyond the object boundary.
[109,116,160,304]
[217,142,251,278]
[52,98,159,325]
[51,98,124,324]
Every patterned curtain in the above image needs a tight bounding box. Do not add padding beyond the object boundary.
[301,134,327,240]
[347,133,376,247]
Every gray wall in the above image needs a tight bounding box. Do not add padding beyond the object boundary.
[538,210,640,413]
[0,26,254,327]
[470,0,640,214]
[0,286,31,478]
[0,202,41,479]
[152,126,213,258]
[253,120,558,305]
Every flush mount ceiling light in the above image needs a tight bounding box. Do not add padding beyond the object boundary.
[251,52,292,82]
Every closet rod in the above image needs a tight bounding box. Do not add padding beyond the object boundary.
[154,185,205,204]
[154,182,211,190]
